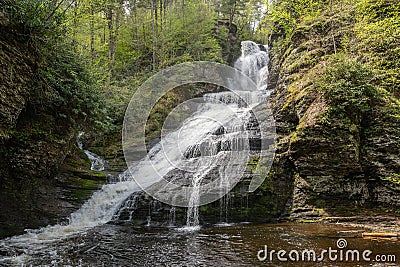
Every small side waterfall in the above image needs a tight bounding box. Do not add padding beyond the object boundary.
[76,132,105,171]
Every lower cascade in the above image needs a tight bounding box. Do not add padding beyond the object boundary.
[0,40,270,261]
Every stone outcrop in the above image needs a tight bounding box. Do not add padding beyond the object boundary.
[0,19,105,238]
[265,7,400,220]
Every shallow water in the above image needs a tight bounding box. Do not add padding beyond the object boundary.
[1,223,398,266]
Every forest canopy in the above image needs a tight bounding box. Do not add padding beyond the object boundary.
[1,0,399,136]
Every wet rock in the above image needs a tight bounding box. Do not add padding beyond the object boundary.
[0,23,106,238]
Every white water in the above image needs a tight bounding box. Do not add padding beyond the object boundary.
[76,132,105,171]
[0,40,270,262]
[181,40,270,228]
[186,168,205,227]
[235,41,269,91]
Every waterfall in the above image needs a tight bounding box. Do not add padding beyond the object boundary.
[180,40,270,228]
[0,41,270,258]
[169,207,176,226]
[76,132,105,171]
[234,41,269,91]
[185,169,206,229]
[74,40,270,230]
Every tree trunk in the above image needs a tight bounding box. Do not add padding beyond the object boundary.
[330,0,337,54]
[90,4,95,62]
[151,0,158,70]
[107,1,114,79]
[107,0,122,79]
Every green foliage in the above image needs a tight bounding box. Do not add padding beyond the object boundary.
[357,0,400,21]
[2,0,68,49]
[2,0,105,130]
[3,0,63,29]
[60,0,279,138]
[38,43,104,127]
[269,1,296,37]
[355,0,400,93]
[159,2,224,66]
[264,0,326,39]
[317,55,378,120]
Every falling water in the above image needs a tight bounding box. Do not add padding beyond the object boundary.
[112,193,138,221]
[0,40,270,263]
[76,132,105,171]
[234,41,270,91]
[169,207,176,226]
[181,40,270,229]
[186,170,206,228]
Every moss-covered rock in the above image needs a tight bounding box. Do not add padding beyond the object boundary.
[265,0,400,221]
[0,17,105,238]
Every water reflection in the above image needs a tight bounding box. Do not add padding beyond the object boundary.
[1,223,398,266]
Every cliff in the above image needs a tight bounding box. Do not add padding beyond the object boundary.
[0,13,105,238]
[265,0,400,220]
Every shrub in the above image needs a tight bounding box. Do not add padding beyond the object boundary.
[317,54,378,121]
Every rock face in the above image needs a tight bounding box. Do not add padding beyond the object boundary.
[0,20,105,238]
[264,6,400,220]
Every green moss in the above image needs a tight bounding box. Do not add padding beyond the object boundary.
[91,171,107,179]
[248,156,260,173]
[70,177,105,202]
[199,206,208,213]
[381,174,400,190]
[72,176,105,188]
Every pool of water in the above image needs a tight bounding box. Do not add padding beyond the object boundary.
[1,222,398,266]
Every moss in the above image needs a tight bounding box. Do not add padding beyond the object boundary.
[199,206,208,213]
[248,156,260,173]
[381,174,400,190]
[70,177,106,202]
[91,171,107,179]
[71,176,105,188]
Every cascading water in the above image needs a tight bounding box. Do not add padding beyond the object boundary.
[0,40,270,263]
[180,40,270,228]
[186,169,206,228]
[76,132,105,171]
[235,41,270,91]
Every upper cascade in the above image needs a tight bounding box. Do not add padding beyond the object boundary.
[240,40,262,56]
[234,40,269,91]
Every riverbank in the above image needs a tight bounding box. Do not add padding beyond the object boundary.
[321,216,400,233]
